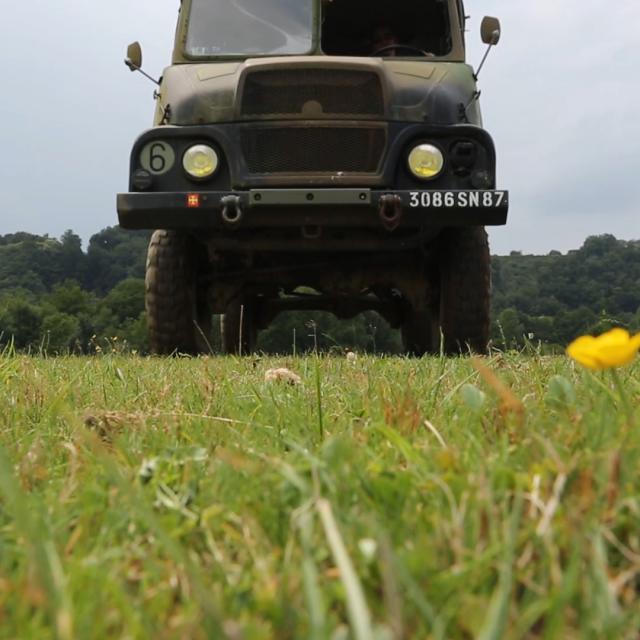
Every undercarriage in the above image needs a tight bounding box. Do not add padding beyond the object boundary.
[144,226,491,356]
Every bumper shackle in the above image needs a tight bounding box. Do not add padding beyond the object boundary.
[378,194,404,231]
[221,195,244,227]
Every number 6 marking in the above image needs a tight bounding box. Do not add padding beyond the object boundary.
[150,143,167,172]
[140,140,175,176]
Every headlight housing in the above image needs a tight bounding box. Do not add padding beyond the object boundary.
[407,144,444,180]
[183,144,219,180]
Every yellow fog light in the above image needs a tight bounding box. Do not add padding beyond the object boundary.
[183,145,219,179]
[408,144,444,180]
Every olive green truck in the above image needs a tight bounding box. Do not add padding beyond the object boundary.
[117,0,509,355]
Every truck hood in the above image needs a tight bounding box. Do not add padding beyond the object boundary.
[157,57,481,127]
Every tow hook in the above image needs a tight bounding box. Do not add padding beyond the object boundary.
[378,194,403,231]
[221,195,244,227]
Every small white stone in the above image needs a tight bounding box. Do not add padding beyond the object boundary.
[264,368,302,386]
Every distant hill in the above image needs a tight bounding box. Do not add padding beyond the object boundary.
[491,234,640,346]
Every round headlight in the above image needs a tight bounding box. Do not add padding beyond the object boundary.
[408,144,444,180]
[183,145,219,179]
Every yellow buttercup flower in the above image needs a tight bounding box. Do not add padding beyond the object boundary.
[567,328,640,370]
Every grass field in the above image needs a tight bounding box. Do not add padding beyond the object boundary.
[0,351,639,639]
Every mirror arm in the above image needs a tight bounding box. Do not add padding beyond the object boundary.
[124,59,161,86]
[473,43,493,81]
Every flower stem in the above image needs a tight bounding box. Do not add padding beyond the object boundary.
[610,368,635,428]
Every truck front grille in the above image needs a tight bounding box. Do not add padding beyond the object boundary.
[240,125,387,174]
[241,69,384,118]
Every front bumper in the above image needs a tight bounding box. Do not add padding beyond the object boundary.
[117,188,509,230]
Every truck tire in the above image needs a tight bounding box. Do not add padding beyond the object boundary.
[221,299,257,355]
[401,227,490,356]
[145,230,213,355]
[436,226,491,354]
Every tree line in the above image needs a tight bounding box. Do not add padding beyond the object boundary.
[492,235,640,349]
[0,228,638,354]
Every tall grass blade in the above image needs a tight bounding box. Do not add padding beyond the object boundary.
[477,496,523,640]
[297,508,327,640]
[315,355,324,441]
[317,498,374,640]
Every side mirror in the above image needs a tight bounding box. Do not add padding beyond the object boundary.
[481,17,501,46]
[125,41,143,71]
[474,17,502,82]
[124,41,160,85]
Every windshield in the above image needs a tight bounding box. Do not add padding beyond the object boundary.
[322,0,452,57]
[186,0,314,57]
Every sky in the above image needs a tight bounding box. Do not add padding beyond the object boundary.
[0,0,639,255]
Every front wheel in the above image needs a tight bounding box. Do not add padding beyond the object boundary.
[435,226,491,354]
[145,230,213,355]
[401,227,491,356]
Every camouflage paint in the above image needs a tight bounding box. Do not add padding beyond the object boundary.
[153,0,481,127]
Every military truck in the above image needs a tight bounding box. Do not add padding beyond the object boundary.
[117,0,509,355]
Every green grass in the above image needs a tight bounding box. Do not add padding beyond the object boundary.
[0,351,639,639]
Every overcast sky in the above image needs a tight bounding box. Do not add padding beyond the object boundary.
[1,0,639,255]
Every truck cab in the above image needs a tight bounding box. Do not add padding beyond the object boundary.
[117,0,508,355]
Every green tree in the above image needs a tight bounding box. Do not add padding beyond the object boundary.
[494,308,525,349]
[0,295,43,350]
[46,280,94,316]
[59,230,86,283]
[86,228,150,293]
[41,312,81,353]
[99,278,145,324]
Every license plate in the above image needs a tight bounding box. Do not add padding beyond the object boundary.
[408,190,508,209]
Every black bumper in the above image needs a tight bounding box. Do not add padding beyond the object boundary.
[117,188,509,230]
